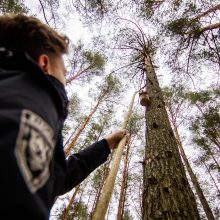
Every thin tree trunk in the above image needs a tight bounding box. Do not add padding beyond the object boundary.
[85,183,94,211]
[186,23,220,35]
[38,0,50,25]
[204,162,220,196]
[64,118,84,147]
[116,139,131,220]
[194,103,220,152]
[90,157,111,220]
[71,186,85,219]
[174,126,215,220]
[61,185,81,220]
[64,96,103,156]
[142,53,201,219]
[166,98,215,220]
[193,4,220,21]
[200,23,220,33]
[199,135,220,171]
[66,64,93,84]
[91,92,137,220]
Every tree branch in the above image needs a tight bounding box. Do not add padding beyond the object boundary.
[193,4,220,21]
[38,0,50,25]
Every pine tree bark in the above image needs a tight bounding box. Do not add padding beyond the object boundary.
[142,53,201,219]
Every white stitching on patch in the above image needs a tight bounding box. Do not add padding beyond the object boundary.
[15,109,55,193]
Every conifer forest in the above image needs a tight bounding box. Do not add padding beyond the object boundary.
[1,0,219,219]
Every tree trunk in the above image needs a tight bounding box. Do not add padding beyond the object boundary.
[66,64,93,84]
[89,158,111,220]
[64,96,103,156]
[61,185,81,220]
[204,162,220,196]
[71,186,85,219]
[64,118,84,147]
[193,4,220,21]
[174,126,215,220]
[91,92,137,220]
[116,139,131,220]
[142,54,201,219]
[194,103,220,152]
[198,135,220,171]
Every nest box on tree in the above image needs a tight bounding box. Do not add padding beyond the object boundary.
[139,90,150,106]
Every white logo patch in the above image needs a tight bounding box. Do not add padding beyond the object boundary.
[15,110,55,193]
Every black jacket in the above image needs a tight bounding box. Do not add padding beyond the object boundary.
[0,48,110,219]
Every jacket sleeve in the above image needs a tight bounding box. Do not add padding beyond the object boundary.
[58,139,111,195]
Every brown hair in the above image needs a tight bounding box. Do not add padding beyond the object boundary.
[0,14,69,61]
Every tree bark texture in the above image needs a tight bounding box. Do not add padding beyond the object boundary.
[142,54,201,220]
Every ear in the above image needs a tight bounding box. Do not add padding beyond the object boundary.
[37,54,50,73]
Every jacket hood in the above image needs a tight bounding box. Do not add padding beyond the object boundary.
[0,47,69,121]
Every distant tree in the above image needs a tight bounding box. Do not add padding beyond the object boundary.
[66,42,106,84]
[66,0,114,26]
[64,74,122,156]
[59,185,81,220]
[122,210,133,220]
[89,156,112,219]
[0,0,28,14]
[133,1,220,90]
[62,93,81,139]
[161,2,220,81]
[117,112,144,220]
[58,111,115,219]
[187,89,220,172]
[116,135,131,220]
[37,0,60,27]
[70,200,88,220]
[163,85,216,220]
[92,92,137,220]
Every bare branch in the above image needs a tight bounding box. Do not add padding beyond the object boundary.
[38,0,50,25]
[193,4,220,21]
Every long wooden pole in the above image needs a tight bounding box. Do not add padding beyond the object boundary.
[91,92,137,220]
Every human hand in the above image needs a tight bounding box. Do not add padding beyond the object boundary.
[105,129,127,150]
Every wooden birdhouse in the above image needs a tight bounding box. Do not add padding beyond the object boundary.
[139,90,150,106]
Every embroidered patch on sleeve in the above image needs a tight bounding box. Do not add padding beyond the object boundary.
[15,109,56,193]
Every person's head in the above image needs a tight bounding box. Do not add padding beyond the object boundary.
[0,14,69,85]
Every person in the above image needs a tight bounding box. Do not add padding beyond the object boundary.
[0,14,126,219]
